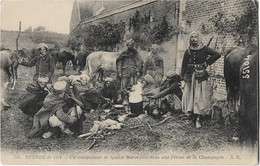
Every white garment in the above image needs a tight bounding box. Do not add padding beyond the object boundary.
[182,73,211,115]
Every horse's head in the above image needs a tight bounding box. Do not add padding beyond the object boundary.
[16,48,35,62]
[62,51,75,61]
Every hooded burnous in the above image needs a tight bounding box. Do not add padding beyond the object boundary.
[116,39,143,91]
[181,31,221,128]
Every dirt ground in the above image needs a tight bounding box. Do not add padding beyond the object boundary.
[1,65,240,155]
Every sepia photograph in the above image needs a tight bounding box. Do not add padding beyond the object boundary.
[0,0,259,165]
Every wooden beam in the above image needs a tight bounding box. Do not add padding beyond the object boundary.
[16,21,21,52]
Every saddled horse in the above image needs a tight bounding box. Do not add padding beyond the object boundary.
[224,44,258,145]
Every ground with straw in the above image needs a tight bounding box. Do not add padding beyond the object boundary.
[1,65,239,155]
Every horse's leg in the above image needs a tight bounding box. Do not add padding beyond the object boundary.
[97,70,101,82]
[72,59,78,71]
[78,61,83,74]
[90,74,97,87]
[11,65,18,90]
[100,68,104,82]
[77,59,82,74]
[94,72,98,83]
[3,67,10,89]
[8,65,15,90]
[15,67,18,79]
[66,61,71,72]
[69,60,73,70]
[62,61,66,75]
[79,57,86,74]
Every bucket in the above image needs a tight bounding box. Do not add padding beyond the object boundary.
[129,101,143,116]
[128,82,143,116]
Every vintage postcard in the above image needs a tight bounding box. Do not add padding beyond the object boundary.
[0,0,258,165]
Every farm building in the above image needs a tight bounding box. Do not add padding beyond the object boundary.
[69,0,258,99]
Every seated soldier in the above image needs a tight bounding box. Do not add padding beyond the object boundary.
[144,70,183,116]
[27,81,84,139]
[72,74,100,112]
[140,74,155,108]
[100,77,122,108]
[142,74,156,93]
[19,77,49,117]
[47,100,83,137]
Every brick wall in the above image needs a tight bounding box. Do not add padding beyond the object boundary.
[176,0,258,100]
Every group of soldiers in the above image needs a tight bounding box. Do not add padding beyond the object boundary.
[115,31,221,128]
[18,30,221,139]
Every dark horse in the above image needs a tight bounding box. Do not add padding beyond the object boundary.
[74,50,92,74]
[50,50,76,75]
[224,44,258,146]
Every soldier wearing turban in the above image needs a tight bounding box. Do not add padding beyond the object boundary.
[21,43,56,83]
[116,39,144,91]
[143,44,164,87]
[181,31,221,128]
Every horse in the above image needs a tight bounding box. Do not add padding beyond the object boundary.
[238,44,258,145]
[0,49,24,90]
[82,51,120,82]
[50,50,76,75]
[74,50,92,74]
[224,46,246,113]
[224,44,258,145]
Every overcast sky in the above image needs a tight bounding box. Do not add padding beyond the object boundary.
[1,0,74,34]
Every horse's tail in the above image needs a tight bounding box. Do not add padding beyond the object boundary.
[86,56,90,76]
[245,44,258,55]
[224,47,235,61]
[82,55,90,76]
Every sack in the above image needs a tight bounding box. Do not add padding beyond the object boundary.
[194,69,207,79]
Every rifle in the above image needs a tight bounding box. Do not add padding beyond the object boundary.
[207,36,214,47]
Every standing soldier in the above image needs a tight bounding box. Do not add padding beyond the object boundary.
[21,43,56,83]
[116,39,143,91]
[181,31,221,128]
[143,44,164,87]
